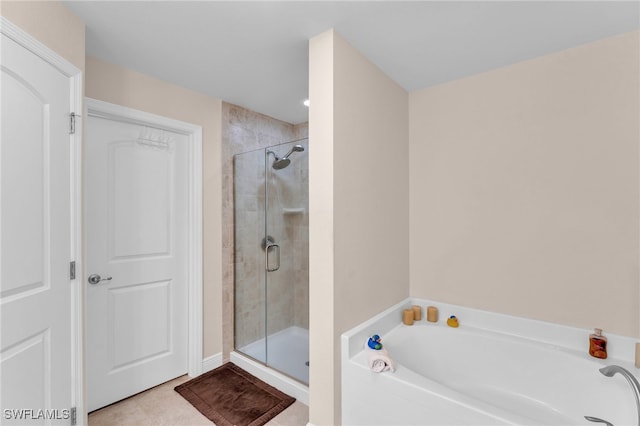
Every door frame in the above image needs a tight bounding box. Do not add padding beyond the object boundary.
[84,98,204,383]
[0,16,85,423]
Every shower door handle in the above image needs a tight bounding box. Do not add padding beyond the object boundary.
[265,243,280,272]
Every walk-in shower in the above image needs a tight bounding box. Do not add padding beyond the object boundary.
[233,139,309,385]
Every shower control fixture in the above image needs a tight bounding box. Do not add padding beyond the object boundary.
[268,144,304,170]
[261,235,275,251]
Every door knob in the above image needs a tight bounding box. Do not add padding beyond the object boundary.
[88,274,112,285]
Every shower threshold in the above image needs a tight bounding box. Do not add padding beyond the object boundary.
[231,326,309,405]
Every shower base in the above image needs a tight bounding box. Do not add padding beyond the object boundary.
[239,326,309,383]
[232,326,309,404]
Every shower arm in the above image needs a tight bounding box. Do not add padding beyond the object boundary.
[269,144,304,161]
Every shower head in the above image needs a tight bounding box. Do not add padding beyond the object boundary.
[272,157,291,170]
[271,144,305,170]
[289,144,305,154]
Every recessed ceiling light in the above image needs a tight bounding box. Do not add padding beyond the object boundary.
[303,99,310,107]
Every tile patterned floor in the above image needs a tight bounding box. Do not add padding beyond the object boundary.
[88,375,309,426]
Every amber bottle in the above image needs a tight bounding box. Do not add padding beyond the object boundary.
[589,328,608,359]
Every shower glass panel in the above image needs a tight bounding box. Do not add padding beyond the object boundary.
[234,148,267,364]
[234,138,309,384]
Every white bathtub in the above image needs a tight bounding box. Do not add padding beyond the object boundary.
[341,299,639,425]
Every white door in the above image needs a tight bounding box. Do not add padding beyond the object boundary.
[0,33,74,421]
[85,113,189,412]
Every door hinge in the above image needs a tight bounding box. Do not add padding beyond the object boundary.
[69,112,77,134]
[70,261,76,280]
[70,407,76,425]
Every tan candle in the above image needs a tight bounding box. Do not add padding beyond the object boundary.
[412,305,422,321]
[427,306,438,323]
[402,309,414,326]
[636,343,640,368]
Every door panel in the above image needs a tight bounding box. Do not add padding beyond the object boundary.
[110,141,171,260]
[86,115,188,412]
[0,32,72,420]
[109,280,171,369]
[1,70,47,298]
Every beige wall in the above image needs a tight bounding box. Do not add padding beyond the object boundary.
[85,57,224,358]
[309,29,336,426]
[410,30,640,337]
[309,29,409,425]
[1,1,85,72]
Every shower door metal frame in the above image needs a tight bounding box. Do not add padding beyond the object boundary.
[264,150,280,274]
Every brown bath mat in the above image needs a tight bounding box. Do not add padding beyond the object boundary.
[174,362,295,426]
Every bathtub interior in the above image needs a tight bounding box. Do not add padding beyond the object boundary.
[384,323,635,425]
[341,298,639,426]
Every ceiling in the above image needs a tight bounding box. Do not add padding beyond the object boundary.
[64,1,639,125]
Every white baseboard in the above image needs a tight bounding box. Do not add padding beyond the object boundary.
[201,353,223,374]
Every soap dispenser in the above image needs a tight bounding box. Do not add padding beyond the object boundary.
[589,328,608,359]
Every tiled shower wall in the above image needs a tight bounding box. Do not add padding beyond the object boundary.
[221,102,308,360]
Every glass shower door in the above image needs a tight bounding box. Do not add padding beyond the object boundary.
[264,140,309,383]
[234,139,309,384]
